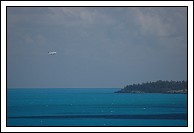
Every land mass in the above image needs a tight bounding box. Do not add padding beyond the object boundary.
[115,80,187,94]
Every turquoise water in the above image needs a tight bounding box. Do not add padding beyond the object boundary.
[7,88,187,126]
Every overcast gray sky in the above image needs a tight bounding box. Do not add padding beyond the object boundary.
[7,7,187,88]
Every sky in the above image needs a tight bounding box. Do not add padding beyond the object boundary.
[7,7,187,88]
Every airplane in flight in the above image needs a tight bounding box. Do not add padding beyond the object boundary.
[48,51,57,55]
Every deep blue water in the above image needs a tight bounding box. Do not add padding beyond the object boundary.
[7,88,187,126]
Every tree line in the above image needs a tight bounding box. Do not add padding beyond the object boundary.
[116,80,187,93]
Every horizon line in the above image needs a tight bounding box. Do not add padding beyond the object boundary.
[7,87,122,89]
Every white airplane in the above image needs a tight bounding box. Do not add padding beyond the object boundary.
[48,51,56,55]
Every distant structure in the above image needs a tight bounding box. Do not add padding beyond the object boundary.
[48,51,56,55]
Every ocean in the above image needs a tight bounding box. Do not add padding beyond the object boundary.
[7,88,187,126]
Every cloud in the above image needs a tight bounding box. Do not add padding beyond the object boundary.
[47,7,115,26]
[131,7,187,37]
